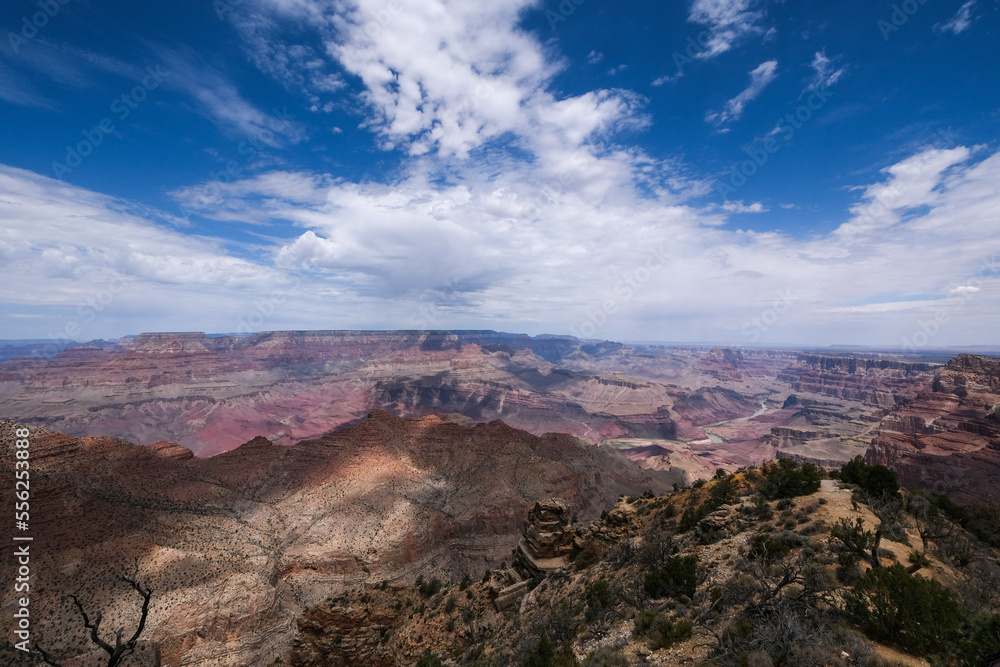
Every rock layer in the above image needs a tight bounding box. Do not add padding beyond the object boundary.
[0,413,679,666]
[867,355,1000,505]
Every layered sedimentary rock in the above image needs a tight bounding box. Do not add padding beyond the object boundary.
[0,331,687,456]
[777,354,935,403]
[0,413,678,666]
[866,355,1000,505]
[514,498,578,577]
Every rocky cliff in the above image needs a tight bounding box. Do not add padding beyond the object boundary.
[867,355,1000,505]
[0,413,680,666]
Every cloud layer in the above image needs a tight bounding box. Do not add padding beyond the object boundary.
[1,0,997,348]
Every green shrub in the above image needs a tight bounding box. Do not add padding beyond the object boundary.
[759,459,822,499]
[644,555,698,599]
[846,563,964,655]
[957,613,1000,667]
[523,635,577,667]
[635,610,693,649]
[650,617,693,649]
[584,578,613,621]
[416,649,444,667]
[839,456,900,500]
[679,506,703,532]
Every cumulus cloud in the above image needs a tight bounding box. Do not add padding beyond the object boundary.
[706,60,778,125]
[157,143,1000,345]
[5,0,999,346]
[5,142,1000,344]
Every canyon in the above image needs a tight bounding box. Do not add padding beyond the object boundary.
[2,331,999,665]
[0,331,951,481]
[0,413,677,666]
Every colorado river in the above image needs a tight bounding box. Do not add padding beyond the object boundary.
[703,401,769,443]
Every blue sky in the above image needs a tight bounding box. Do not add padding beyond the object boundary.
[0,0,998,348]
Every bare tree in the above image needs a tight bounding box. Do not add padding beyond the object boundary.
[36,571,154,667]
[831,517,883,570]
[907,494,955,558]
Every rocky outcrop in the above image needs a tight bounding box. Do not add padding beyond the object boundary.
[867,355,1000,505]
[513,499,577,578]
[0,414,678,666]
[778,355,936,403]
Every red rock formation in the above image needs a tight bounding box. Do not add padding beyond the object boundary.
[777,355,936,403]
[867,355,1000,505]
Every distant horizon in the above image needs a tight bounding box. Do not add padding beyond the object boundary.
[3,328,1000,360]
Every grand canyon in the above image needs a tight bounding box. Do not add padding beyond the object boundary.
[2,331,1000,665]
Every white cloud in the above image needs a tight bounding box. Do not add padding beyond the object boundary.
[808,50,845,90]
[4,143,1000,345]
[706,59,778,125]
[587,51,604,65]
[836,146,972,239]
[150,142,1000,346]
[651,73,679,87]
[721,200,767,213]
[4,1,1000,346]
[937,1,977,34]
[687,0,767,59]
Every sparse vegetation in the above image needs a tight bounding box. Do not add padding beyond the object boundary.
[758,458,822,499]
[846,563,963,656]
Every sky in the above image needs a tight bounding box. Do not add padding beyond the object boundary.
[0,0,998,349]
